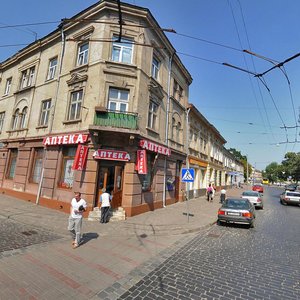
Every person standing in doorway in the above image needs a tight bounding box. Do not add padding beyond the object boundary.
[68,192,87,249]
[100,188,112,223]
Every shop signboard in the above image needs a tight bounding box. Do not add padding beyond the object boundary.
[136,150,147,174]
[93,149,130,161]
[43,133,89,146]
[139,139,171,156]
[72,145,89,170]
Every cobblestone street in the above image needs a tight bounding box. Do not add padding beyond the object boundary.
[99,187,300,300]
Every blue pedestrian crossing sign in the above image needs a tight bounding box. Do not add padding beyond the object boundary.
[181,168,195,182]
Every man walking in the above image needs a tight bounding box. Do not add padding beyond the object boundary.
[68,192,87,249]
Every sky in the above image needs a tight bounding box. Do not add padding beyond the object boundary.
[1,0,300,171]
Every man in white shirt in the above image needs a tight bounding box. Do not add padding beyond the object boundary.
[100,188,112,223]
[68,192,87,248]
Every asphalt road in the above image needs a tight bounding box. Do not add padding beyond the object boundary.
[114,186,300,300]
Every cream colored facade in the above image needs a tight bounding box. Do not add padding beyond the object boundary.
[0,1,192,217]
[187,104,244,198]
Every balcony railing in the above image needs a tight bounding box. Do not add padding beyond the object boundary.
[94,110,138,130]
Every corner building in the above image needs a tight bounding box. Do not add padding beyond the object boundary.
[0,1,192,217]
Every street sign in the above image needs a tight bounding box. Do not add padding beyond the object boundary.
[181,168,195,182]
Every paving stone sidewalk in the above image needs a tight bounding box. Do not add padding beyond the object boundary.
[0,186,247,299]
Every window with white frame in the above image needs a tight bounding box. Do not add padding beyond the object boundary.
[111,36,133,64]
[59,146,76,188]
[47,57,58,80]
[30,148,44,183]
[39,99,51,126]
[151,57,160,80]
[0,112,5,131]
[20,66,35,89]
[77,42,89,66]
[108,88,129,112]
[4,77,12,95]
[20,107,28,129]
[11,109,20,130]
[68,90,83,120]
[147,100,158,130]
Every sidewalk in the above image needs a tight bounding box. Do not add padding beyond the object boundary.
[0,186,246,299]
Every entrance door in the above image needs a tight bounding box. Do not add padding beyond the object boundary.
[96,164,124,208]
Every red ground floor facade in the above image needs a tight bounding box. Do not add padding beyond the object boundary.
[0,130,186,218]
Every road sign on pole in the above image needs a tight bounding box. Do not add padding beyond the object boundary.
[181,168,195,182]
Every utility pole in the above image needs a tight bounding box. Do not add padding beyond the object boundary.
[246,155,249,185]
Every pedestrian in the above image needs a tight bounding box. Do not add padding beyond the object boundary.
[206,184,213,202]
[100,188,112,223]
[68,192,87,249]
[220,188,226,203]
[211,183,216,202]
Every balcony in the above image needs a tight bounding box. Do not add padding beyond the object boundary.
[93,109,138,131]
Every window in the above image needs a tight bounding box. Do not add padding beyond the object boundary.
[77,42,89,66]
[59,147,76,188]
[173,80,183,102]
[147,101,158,130]
[68,90,83,120]
[12,109,20,130]
[108,88,129,112]
[20,67,35,89]
[111,36,133,64]
[4,77,12,95]
[31,148,44,183]
[20,107,28,129]
[0,112,5,131]
[172,115,182,144]
[151,57,160,80]
[141,153,156,191]
[39,99,51,126]
[6,149,18,179]
[47,57,58,80]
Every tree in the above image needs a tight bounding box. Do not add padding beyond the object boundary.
[282,152,300,182]
[228,148,252,182]
[264,162,279,183]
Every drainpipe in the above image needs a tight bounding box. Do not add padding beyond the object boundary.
[162,53,174,208]
[36,23,66,205]
[185,107,190,221]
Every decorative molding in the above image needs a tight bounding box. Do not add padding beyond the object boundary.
[67,72,88,86]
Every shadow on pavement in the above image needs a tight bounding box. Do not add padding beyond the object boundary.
[81,232,99,245]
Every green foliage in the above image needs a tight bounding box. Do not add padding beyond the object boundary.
[264,152,300,183]
[228,148,251,181]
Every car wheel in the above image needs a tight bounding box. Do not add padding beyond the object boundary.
[217,220,223,226]
[249,222,254,228]
[281,200,287,206]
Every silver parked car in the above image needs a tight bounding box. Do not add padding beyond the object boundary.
[280,190,300,206]
[217,198,255,228]
[241,190,264,209]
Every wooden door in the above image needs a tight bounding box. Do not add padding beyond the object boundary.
[111,165,124,208]
[96,164,124,208]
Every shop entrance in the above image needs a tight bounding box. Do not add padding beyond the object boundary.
[96,162,124,208]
